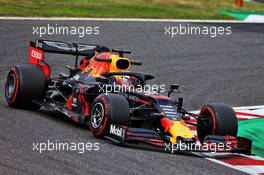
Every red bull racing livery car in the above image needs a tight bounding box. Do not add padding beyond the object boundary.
[5,39,252,154]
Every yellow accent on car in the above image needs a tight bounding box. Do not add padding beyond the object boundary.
[109,54,131,72]
[169,121,194,143]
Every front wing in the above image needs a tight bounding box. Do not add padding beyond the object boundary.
[104,123,252,156]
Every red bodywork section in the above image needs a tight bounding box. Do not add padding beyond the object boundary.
[29,46,50,77]
[80,52,112,76]
[160,118,174,132]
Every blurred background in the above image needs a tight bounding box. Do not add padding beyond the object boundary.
[0,0,263,20]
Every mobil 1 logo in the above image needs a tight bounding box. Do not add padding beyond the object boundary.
[109,124,126,139]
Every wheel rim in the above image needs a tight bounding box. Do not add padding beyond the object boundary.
[6,74,16,99]
[91,103,105,129]
[197,111,213,143]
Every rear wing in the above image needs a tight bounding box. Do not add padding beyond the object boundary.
[29,39,110,77]
[30,39,102,56]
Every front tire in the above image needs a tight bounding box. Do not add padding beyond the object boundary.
[90,93,130,138]
[5,65,46,110]
[197,103,238,143]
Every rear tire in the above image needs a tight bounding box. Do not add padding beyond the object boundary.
[90,93,130,138]
[5,65,46,110]
[197,103,238,143]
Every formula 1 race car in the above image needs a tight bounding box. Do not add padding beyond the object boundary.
[5,39,252,154]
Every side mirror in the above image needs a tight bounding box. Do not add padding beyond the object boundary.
[170,84,179,90]
[168,84,179,97]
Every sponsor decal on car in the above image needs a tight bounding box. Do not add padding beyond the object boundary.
[109,124,125,138]
[29,46,44,63]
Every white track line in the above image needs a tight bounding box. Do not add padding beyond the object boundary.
[233,105,264,110]
[206,158,256,175]
[236,166,264,175]
[245,15,264,23]
[0,17,263,23]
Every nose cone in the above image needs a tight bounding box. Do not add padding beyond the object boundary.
[161,118,194,143]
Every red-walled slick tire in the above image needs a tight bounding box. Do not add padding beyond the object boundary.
[5,65,46,110]
[90,93,130,138]
[197,103,238,143]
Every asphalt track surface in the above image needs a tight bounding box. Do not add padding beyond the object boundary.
[0,20,263,175]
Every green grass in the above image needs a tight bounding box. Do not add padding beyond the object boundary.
[0,0,263,19]
[238,118,264,158]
